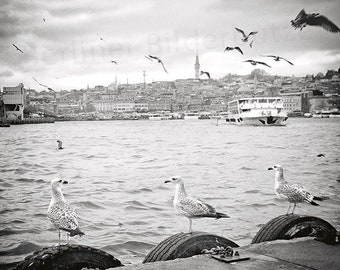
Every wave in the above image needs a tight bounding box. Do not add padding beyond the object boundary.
[0,241,41,256]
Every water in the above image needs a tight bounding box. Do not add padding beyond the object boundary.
[0,118,339,267]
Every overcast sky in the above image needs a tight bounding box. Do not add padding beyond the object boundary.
[0,0,339,91]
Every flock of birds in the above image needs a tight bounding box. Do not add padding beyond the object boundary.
[11,9,339,88]
[48,137,327,242]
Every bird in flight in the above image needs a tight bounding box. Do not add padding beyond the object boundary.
[110,60,118,65]
[43,18,46,22]
[32,77,55,92]
[97,33,105,41]
[244,60,271,68]
[317,154,325,157]
[146,55,168,73]
[200,71,211,79]
[261,55,294,65]
[12,44,24,53]
[165,176,229,232]
[268,165,324,214]
[291,9,340,33]
[224,46,243,55]
[235,27,258,42]
[249,40,254,48]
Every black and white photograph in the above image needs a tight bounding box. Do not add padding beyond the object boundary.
[0,0,339,269]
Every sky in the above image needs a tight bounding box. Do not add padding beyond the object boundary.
[0,0,339,91]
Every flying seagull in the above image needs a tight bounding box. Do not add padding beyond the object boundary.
[235,27,258,42]
[32,77,55,92]
[317,154,325,157]
[165,176,229,232]
[291,9,340,33]
[244,60,271,68]
[97,33,105,41]
[249,40,254,48]
[200,71,211,79]
[57,140,63,150]
[261,55,294,65]
[47,178,85,244]
[146,55,168,73]
[224,46,243,55]
[43,18,46,22]
[12,44,24,53]
[110,60,118,65]
[268,165,324,215]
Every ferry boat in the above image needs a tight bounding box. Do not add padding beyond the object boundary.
[226,97,288,126]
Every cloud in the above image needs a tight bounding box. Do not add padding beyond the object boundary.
[0,70,13,78]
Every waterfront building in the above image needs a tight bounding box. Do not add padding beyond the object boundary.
[280,93,302,113]
[93,99,135,113]
[2,83,26,120]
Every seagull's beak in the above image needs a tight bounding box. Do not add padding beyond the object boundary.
[62,180,68,184]
[268,167,274,170]
[164,180,171,184]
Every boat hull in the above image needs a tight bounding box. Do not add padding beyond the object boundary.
[226,116,288,126]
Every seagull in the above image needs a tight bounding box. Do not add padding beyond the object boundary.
[235,27,258,42]
[224,46,243,55]
[291,9,340,33]
[12,44,24,53]
[110,60,118,65]
[200,71,211,79]
[97,33,105,41]
[268,165,324,215]
[146,55,168,73]
[261,55,294,65]
[43,18,46,22]
[164,176,230,232]
[317,154,325,157]
[244,60,271,68]
[47,178,84,244]
[57,140,63,150]
[32,77,55,92]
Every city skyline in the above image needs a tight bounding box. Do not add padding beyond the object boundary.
[1,0,339,91]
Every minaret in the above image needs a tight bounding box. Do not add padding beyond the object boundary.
[195,54,200,79]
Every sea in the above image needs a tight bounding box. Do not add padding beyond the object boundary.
[0,118,339,268]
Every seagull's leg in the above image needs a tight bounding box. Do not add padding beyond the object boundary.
[292,203,296,215]
[188,218,192,233]
[286,203,291,215]
[58,230,61,245]
[67,233,69,244]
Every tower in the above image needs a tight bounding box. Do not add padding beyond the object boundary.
[195,54,200,79]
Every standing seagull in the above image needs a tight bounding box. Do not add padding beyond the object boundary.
[244,60,271,68]
[291,9,340,33]
[164,176,229,232]
[200,71,211,79]
[268,165,324,215]
[47,178,84,244]
[57,140,63,150]
[146,55,168,73]
[12,44,24,53]
[261,55,294,65]
[224,46,243,55]
[235,27,258,42]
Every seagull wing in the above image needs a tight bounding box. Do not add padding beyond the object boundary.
[244,60,253,63]
[295,9,306,20]
[235,27,246,38]
[235,47,243,54]
[261,55,277,58]
[159,60,168,73]
[248,31,258,37]
[111,60,118,64]
[48,202,79,231]
[176,197,217,218]
[32,77,50,88]
[281,57,294,65]
[206,72,211,79]
[148,55,160,61]
[308,15,340,33]
[145,55,153,61]
[257,61,272,68]
[224,47,232,51]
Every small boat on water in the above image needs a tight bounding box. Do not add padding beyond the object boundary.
[226,97,288,126]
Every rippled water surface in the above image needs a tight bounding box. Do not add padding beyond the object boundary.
[0,118,339,267]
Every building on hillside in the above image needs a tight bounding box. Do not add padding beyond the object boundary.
[93,99,135,113]
[2,83,26,120]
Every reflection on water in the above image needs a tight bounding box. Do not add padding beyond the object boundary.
[0,118,339,266]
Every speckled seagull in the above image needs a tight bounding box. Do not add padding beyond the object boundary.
[268,165,324,215]
[291,9,340,33]
[165,176,229,232]
[48,178,84,244]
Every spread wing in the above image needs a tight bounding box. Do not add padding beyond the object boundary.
[176,197,217,218]
[235,27,246,38]
[257,61,271,68]
[159,60,168,73]
[308,15,340,33]
[248,31,258,37]
[262,55,277,58]
[235,47,243,54]
[281,57,294,65]
[294,9,306,20]
[48,202,79,231]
